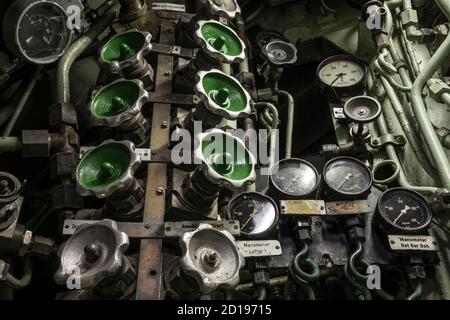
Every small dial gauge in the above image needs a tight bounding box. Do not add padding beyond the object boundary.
[317,55,367,102]
[376,188,432,234]
[323,157,372,199]
[269,158,319,199]
[3,1,73,64]
[227,192,279,238]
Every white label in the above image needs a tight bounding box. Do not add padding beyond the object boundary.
[388,235,438,251]
[236,240,282,257]
[333,107,345,119]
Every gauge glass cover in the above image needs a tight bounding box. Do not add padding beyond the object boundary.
[270,159,319,197]
[324,157,372,196]
[318,57,365,88]
[228,193,278,237]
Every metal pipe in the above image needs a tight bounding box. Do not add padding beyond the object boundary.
[409,0,450,188]
[0,137,22,152]
[379,76,437,178]
[255,102,279,170]
[376,108,438,194]
[2,68,41,137]
[56,5,118,103]
[4,256,33,290]
[235,13,250,73]
[277,90,294,159]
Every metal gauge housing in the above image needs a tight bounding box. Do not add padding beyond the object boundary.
[316,55,367,103]
[269,158,320,200]
[227,192,279,239]
[323,156,373,199]
[3,0,74,64]
[375,188,433,235]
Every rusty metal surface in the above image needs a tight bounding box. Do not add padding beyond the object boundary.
[135,16,176,300]
[280,200,326,216]
[326,200,371,215]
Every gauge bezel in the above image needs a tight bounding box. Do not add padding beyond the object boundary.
[316,55,367,103]
[375,188,433,234]
[322,156,373,199]
[269,158,320,200]
[227,192,280,239]
[4,0,73,64]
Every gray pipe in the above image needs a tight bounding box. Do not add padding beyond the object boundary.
[56,6,118,103]
[409,0,450,188]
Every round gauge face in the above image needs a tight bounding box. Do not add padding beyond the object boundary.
[318,56,365,88]
[228,192,279,237]
[270,159,319,198]
[17,2,71,64]
[324,157,372,197]
[377,188,432,233]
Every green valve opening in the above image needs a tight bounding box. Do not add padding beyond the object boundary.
[202,72,247,111]
[201,22,243,56]
[201,132,253,181]
[101,31,146,63]
[77,143,132,189]
[91,81,141,117]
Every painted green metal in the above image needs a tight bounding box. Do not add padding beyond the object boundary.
[202,72,248,112]
[77,143,132,189]
[101,31,146,63]
[201,132,253,181]
[200,22,243,56]
[409,0,450,189]
[91,80,141,117]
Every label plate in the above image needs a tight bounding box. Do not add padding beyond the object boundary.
[164,220,240,237]
[236,240,282,257]
[388,235,438,251]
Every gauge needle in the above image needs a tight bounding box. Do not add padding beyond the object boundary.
[240,201,259,230]
[393,205,411,225]
[331,73,347,85]
[284,176,299,192]
[337,173,353,190]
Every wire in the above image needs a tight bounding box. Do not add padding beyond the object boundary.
[348,241,370,282]
[291,244,320,282]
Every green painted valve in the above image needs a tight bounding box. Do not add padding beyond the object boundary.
[194,128,256,189]
[75,140,140,198]
[194,20,246,64]
[100,30,152,77]
[199,0,241,20]
[194,69,252,120]
[89,79,148,127]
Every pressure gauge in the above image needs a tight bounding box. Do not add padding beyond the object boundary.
[375,188,432,234]
[317,55,367,103]
[323,157,372,199]
[227,192,279,239]
[2,0,74,64]
[269,158,320,200]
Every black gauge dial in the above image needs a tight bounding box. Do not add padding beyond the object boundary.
[269,158,319,199]
[317,55,367,103]
[3,1,72,64]
[227,192,279,238]
[376,188,432,234]
[323,157,372,199]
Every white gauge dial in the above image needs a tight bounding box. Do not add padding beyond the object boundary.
[318,59,365,88]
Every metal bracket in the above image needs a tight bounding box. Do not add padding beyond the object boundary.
[151,43,196,58]
[63,219,164,239]
[79,147,171,163]
[370,134,406,148]
[148,92,198,105]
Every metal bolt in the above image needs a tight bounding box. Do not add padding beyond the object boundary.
[145,223,151,229]
[164,71,171,76]
[161,121,168,128]
[156,187,164,195]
